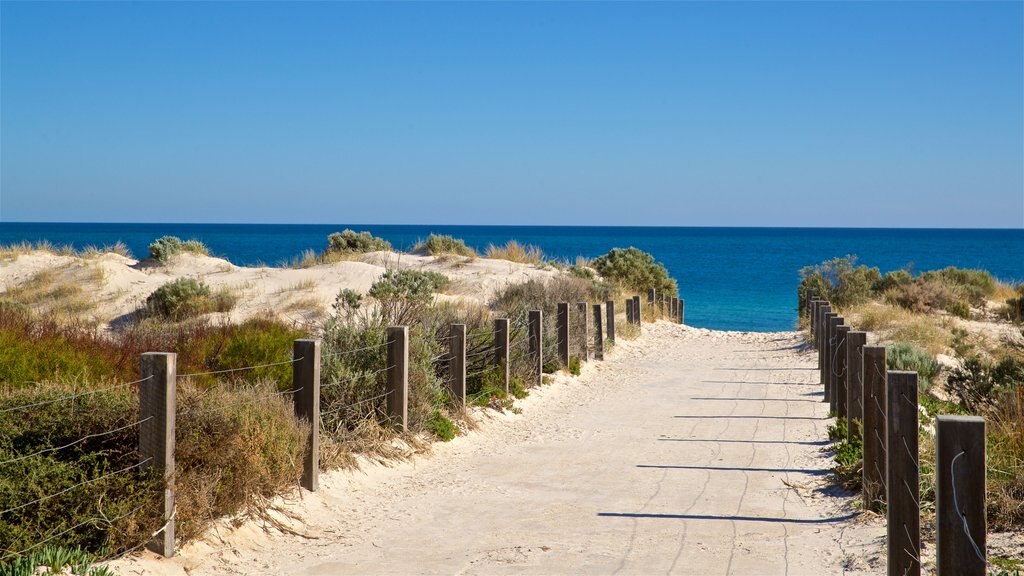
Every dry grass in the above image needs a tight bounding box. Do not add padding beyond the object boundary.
[485,240,544,265]
[0,240,133,262]
[275,278,318,294]
[992,280,1020,302]
[845,301,952,356]
[2,265,106,319]
[281,295,326,317]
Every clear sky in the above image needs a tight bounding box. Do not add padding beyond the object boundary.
[1,1,1021,227]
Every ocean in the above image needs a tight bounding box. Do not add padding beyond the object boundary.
[1,223,1021,332]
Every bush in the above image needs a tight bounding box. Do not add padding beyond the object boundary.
[920,267,995,305]
[1006,284,1024,323]
[798,256,881,310]
[591,247,677,296]
[147,236,209,264]
[145,278,236,321]
[485,240,543,264]
[368,269,449,326]
[873,269,913,293]
[427,409,457,441]
[419,234,476,257]
[568,357,581,376]
[325,230,391,255]
[946,355,1024,413]
[946,300,971,320]
[887,342,940,389]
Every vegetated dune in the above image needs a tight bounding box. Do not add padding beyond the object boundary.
[0,250,561,328]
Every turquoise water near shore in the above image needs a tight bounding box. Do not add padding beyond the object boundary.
[1,223,1022,332]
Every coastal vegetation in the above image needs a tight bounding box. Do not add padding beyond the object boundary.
[147,236,209,264]
[414,234,476,258]
[0,234,675,570]
[801,256,1024,531]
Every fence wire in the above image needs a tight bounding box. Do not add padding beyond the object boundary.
[950,450,987,566]
[0,416,153,467]
[1,458,153,516]
[178,356,303,379]
[0,375,154,415]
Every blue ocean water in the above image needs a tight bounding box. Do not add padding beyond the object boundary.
[1,223,1022,332]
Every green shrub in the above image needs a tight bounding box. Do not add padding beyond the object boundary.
[887,342,940,389]
[947,355,1024,413]
[419,234,476,257]
[920,267,995,305]
[325,230,391,255]
[147,236,209,264]
[946,300,971,319]
[145,278,236,321]
[568,357,581,376]
[591,247,677,296]
[427,409,457,441]
[826,417,863,490]
[369,269,449,325]
[873,269,913,293]
[798,255,881,310]
[0,545,116,576]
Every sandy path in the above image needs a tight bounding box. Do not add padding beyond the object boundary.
[113,324,886,576]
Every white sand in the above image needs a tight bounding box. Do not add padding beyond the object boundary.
[109,323,893,576]
[0,251,560,327]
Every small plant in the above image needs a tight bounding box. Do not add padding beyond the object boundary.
[485,240,543,264]
[568,356,581,376]
[147,236,209,264]
[145,278,236,321]
[325,230,391,255]
[826,418,863,490]
[427,409,457,441]
[886,342,939,390]
[0,545,116,576]
[419,234,476,257]
[945,300,971,319]
[369,269,450,325]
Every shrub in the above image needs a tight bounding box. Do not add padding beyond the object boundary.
[798,256,881,310]
[887,342,940,389]
[946,355,1024,413]
[145,278,236,321]
[485,240,543,264]
[427,409,457,441]
[920,267,996,304]
[946,300,971,320]
[0,545,115,576]
[419,234,476,257]
[368,269,449,326]
[591,247,677,296]
[1006,284,1024,323]
[568,357,581,376]
[826,418,863,490]
[147,236,209,264]
[325,230,391,255]
[873,269,913,293]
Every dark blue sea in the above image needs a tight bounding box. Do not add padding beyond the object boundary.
[1,223,1022,332]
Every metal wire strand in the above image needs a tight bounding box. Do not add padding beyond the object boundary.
[1,458,153,515]
[321,365,394,389]
[901,434,919,472]
[320,391,393,418]
[950,450,987,566]
[0,375,154,415]
[321,342,389,358]
[0,416,153,467]
[178,356,303,379]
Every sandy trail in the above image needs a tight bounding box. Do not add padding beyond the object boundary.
[113,323,886,576]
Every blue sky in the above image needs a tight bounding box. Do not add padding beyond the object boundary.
[1,1,1021,227]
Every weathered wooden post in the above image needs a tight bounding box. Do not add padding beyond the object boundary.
[678,298,685,325]
[449,323,467,403]
[592,304,604,361]
[293,339,321,492]
[557,302,570,366]
[816,303,827,378]
[936,415,987,576]
[647,288,656,318]
[625,298,634,325]
[140,352,176,557]
[836,325,850,420]
[670,297,677,322]
[825,313,840,407]
[846,331,867,441]
[863,345,887,511]
[633,295,642,327]
[886,370,920,576]
[657,293,665,317]
[810,300,820,339]
[605,300,615,344]
[576,302,589,362]
[386,326,409,431]
[493,318,510,394]
[528,311,542,387]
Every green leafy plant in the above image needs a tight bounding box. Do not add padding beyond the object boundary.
[325,230,391,255]
[368,269,449,325]
[427,409,457,441]
[418,234,476,257]
[147,236,209,264]
[798,255,881,310]
[887,342,940,390]
[591,247,677,296]
[568,356,581,376]
[826,418,863,490]
[145,278,236,321]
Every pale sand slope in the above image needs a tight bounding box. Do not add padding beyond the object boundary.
[111,323,890,576]
[0,251,558,326]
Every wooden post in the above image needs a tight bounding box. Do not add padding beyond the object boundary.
[657,293,665,317]
[633,295,642,327]
[836,325,850,421]
[846,331,867,441]
[494,318,510,394]
[576,302,589,362]
[810,300,820,339]
[528,311,542,387]
[557,302,570,366]
[825,314,840,408]
[678,298,685,325]
[139,352,176,557]
[863,345,887,511]
[605,300,615,344]
[293,339,321,492]
[816,304,829,379]
[449,323,467,403]
[886,370,920,576]
[386,326,409,431]
[625,298,634,325]
[592,304,604,360]
[936,415,987,576]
